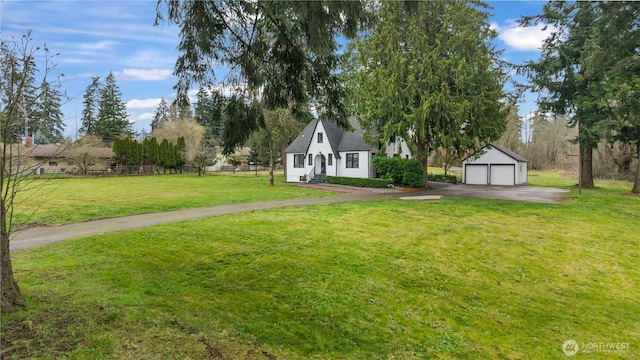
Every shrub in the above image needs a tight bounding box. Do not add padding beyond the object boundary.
[401,159,425,187]
[327,176,394,188]
[372,156,403,184]
[373,156,424,187]
[428,173,457,184]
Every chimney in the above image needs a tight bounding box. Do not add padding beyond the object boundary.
[25,136,33,147]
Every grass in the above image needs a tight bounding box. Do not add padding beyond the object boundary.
[11,173,335,228]
[2,172,638,359]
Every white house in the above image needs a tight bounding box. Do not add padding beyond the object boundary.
[462,144,528,186]
[285,117,411,182]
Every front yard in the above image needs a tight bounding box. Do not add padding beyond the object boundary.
[2,172,638,358]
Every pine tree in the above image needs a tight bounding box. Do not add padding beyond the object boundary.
[148,137,160,168]
[31,79,65,144]
[151,98,169,131]
[520,2,607,188]
[80,76,101,135]
[195,88,225,145]
[175,136,186,172]
[94,72,132,143]
[348,1,507,187]
[156,0,368,143]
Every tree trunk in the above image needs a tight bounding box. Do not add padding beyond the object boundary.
[1,199,26,311]
[417,140,430,188]
[269,140,275,186]
[281,139,289,180]
[580,142,595,188]
[632,143,640,194]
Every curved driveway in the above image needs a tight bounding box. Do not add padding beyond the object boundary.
[11,183,568,251]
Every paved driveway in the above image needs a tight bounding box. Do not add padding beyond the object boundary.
[421,182,569,204]
[303,182,569,204]
[11,183,567,251]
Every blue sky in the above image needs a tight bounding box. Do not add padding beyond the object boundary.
[1,0,551,138]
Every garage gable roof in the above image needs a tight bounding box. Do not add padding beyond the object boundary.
[491,144,527,162]
[463,144,528,162]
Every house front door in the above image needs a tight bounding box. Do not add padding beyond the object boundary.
[315,154,326,175]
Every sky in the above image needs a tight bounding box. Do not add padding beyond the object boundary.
[1,0,552,139]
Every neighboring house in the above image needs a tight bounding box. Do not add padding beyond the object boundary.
[206,146,252,172]
[22,141,113,174]
[462,144,528,186]
[285,117,411,182]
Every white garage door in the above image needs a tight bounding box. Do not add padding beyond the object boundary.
[465,164,488,185]
[490,165,515,186]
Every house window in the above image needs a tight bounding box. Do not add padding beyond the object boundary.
[293,154,305,168]
[308,154,313,166]
[346,153,359,168]
[328,153,333,166]
[49,161,58,166]
[317,132,323,143]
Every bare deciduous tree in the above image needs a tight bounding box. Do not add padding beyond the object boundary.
[1,32,64,311]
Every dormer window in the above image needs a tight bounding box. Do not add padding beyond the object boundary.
[317,132,323,143]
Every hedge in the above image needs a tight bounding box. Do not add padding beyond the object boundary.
[373,156,424,187]
[326,176,394,188]
[428,173,457,184]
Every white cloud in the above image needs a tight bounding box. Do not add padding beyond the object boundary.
[116,68,173,81]
[130,112,155,123]
[493,20,555,52]
[126,98,163,109]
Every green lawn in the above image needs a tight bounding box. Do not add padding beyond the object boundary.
[12,173,335,228]
[2,172,638,359]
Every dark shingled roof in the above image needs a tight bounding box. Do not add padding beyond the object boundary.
[491,144,528,162]
[285,117,373,159]
[463,144,528,162]
[338,117,372,153]
[285,119,318,153]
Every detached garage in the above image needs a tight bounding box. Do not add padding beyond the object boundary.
[462,144,528,186]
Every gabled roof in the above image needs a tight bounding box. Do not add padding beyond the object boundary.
[285,119,318,153]
[491,144,528,162]
[338,117,372,152]
[462,143,528,162]
[285,117,374,158]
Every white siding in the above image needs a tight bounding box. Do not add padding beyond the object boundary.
[337,150,370,178]
[516,162,528,185]
[286,153,307,182]
[306,121,336,176]
[466,147,515,164]
[463,145,529,186]
[385,137,412,159]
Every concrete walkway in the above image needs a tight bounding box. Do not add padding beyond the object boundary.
[11,183,568,251]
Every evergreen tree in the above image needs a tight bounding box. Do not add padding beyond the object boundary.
[148,137,160,167]
[586,2,640,193]
[80,76,101,135]
[159,138,170,173]
[520,2,607,188]
[155,0,369,148]
[348,1,507,187]
[0,37,38,143]
[30,79,65,144]
[496,105,524,154]
[175,136,186,172]
[150,98,169,131]
[195,88,225,145]
[94,72,132,143]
